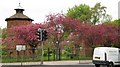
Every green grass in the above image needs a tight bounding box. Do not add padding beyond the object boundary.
[1,55,92,63]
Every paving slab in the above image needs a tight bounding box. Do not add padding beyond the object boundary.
[0,60,92,66]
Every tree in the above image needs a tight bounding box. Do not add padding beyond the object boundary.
[80,24,120,47]
[112,19,120,47]
[101,14,112,24]
[91,2,108,25]
[9,24,40,46]
[5,24,47,60]
[66,3,111,25]
[5,13,119,58]
[112,19,120,26]
[2,28,7,39]
[66,4,92,23]
[0,27,2,38]
[45,13,82,60]
[46,13,120,56]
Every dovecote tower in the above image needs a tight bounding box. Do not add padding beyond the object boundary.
[5,3,33,28]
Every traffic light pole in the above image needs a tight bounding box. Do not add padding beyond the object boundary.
[40,29,44,65]
[37,28,47,65]
[41,41,44,64]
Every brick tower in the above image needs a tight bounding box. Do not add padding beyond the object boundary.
[4,5,34,57]
[5,5,33,28]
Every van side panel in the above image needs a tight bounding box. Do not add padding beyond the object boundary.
[93,47,120,65]
[107,49,118,65]
[93,47,109,65]
[116,49,120,65]
[93,48,106,61]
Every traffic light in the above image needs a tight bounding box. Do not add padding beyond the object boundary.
[37,28,41,41]
[37,28,48,41]
[41,29,48,41]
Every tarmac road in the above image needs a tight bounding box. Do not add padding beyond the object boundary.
[1,65,93,67]
[1,60,120,67]
[1,64,111,67]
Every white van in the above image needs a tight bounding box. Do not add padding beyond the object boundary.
[93,47,120,67]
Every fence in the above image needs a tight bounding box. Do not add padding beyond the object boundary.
[1,48,93,63]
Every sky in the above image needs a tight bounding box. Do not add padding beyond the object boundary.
[0,0,120,28]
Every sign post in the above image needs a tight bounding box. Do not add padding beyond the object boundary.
[16,45,26,66]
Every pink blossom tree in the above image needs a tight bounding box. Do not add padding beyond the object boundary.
[4,13,120,58]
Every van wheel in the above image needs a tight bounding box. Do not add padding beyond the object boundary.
[107,62,114,67]
[95,64,100,67]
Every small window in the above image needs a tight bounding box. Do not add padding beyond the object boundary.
[119,50,120,54]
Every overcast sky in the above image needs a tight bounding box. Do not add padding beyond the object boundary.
[0,0,119,28]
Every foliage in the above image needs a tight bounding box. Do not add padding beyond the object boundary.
[5,24,46,48]
[43,13,82,57]
[5,13,120,50]
[0,27,2,38]
[79,24,119,47]
[66,4,92,23]
[112,19,120,26]
[46,13,120,48]
[0,28,7,39]
[91,2,107,24]
[101,14,112,23]
[2,28,7,39]
[66,2,111,25]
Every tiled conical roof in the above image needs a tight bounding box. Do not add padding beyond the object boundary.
[5,8,33,21]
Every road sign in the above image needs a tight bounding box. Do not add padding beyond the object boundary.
[16,45,26,51]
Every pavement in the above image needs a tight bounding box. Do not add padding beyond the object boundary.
[0,60,92,66]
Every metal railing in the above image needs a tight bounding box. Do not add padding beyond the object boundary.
[1,48,92,63]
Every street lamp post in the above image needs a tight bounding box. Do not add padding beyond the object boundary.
[55,24,64,60]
